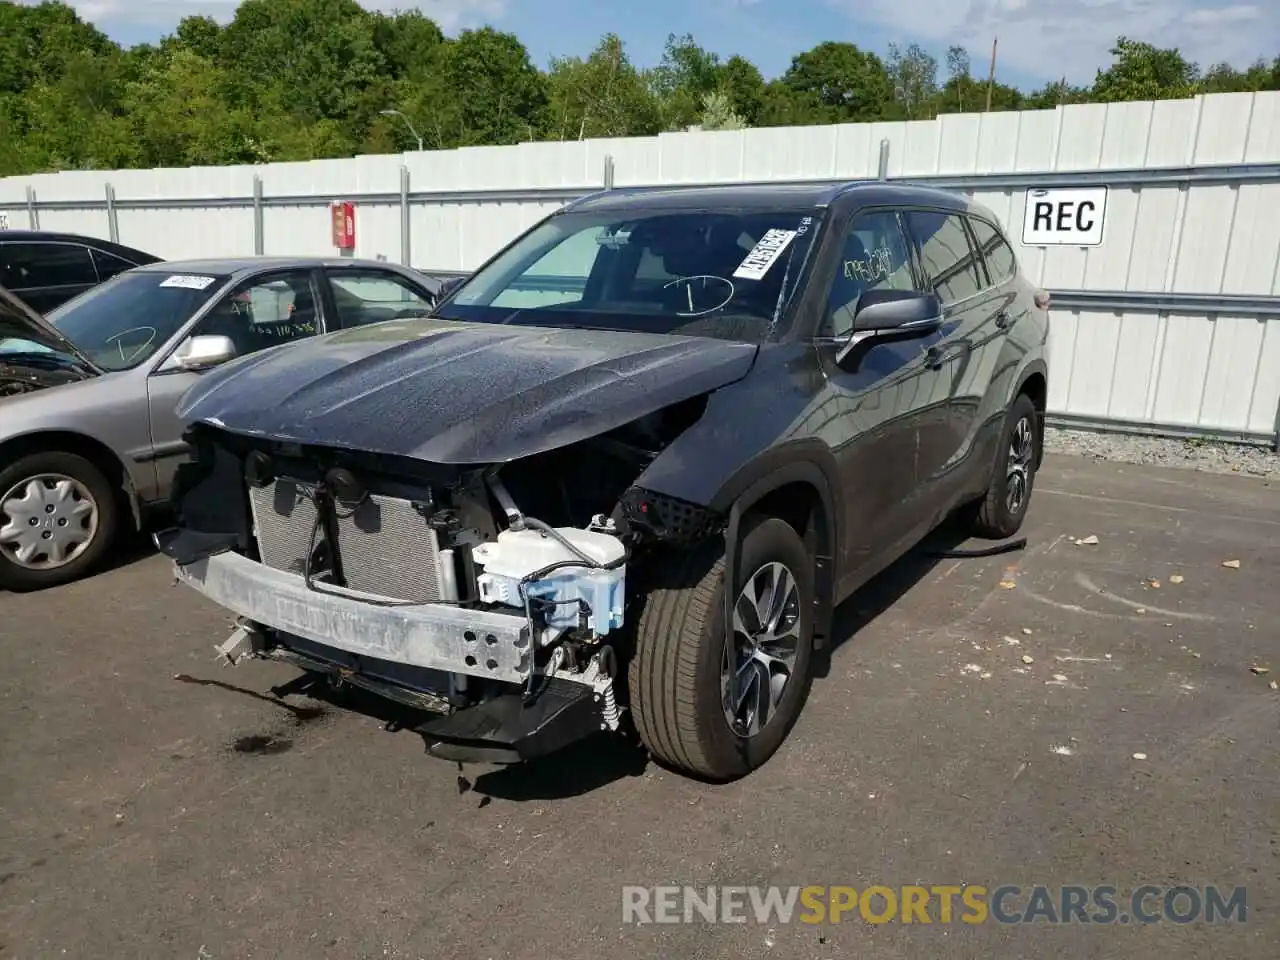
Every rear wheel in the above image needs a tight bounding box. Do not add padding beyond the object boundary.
[0,451,119,592]
[966,392,1039,539]
[628,516,815,781]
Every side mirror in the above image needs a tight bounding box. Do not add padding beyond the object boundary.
[434,276,466,304]
[174,334,237,371]
[835,290,943,368]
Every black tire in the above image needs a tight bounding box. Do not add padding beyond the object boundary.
[0,451,119,592]
[967,392,1039,540]
[628,516,816,782]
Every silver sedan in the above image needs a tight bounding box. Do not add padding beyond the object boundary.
[0,256,448,591]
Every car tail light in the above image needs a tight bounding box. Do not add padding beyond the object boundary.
[1034,290,1051,311]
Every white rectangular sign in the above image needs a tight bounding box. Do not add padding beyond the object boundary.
[1022,187,1108,246]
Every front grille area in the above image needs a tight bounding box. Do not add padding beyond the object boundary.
[247,478,447,604]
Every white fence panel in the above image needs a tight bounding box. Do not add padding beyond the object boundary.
[1,91,1278,444]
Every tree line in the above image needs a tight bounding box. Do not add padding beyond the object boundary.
[2,0,1277,177]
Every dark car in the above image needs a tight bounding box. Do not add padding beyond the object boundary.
[158,181,1051,782]
[0,231,163,313]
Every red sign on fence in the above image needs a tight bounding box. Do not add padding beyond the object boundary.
[330,201,355,249]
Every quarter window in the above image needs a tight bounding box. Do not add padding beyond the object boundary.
[905,211,983,304]
[91,248,140,281]
[823,210,916,337]
[967,217,1017,285]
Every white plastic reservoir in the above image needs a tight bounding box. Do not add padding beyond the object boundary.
[472,527,627,636]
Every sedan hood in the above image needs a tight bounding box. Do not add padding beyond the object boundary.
[177,318,758,464]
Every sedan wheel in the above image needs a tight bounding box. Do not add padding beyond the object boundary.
[0,451,119,591]
[0,474,100,569]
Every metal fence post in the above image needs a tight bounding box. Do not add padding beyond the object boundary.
[104,183,119,242]
[400,165,411,266]
[25,186,38,229]
[252,175,264,255]
[878,139,891,180]
[603,154,615,190]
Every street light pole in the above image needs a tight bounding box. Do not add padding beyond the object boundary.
[380,109,423,151]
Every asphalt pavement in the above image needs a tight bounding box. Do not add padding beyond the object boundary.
[1,453,1277,959]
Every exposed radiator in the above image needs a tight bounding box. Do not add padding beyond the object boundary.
[247,478,447,604]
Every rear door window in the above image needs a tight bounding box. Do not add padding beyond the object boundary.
[904,211,984,305]
[967,217,1017,286]
[328,270,435,328]
[0,242,97,291]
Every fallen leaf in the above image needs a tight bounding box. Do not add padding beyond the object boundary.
[1021,627,1033,636]
[1052,674,1068,682]
[1169,575,1184,584]
[1022,655,1035,664]
[999,580,1017,589]
[1222,559,1241,569]
[1003,635,1020,645]
[1078,535,1099,545]
[1269,681,1278,691]
[1147,578,1161,589]
[1249,665,1270,676]
[1136,608,1147,615]
[1132,752,1148,761]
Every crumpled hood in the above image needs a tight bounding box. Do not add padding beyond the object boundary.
[176,317,758,463]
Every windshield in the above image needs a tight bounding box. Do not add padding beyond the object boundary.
[46,271,228,371]
[437,207,824,343]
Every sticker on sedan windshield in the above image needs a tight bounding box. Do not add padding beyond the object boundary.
[732,229,797,281]
[159,274,217,290]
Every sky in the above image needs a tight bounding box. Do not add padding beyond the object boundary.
[25,0,1280,91]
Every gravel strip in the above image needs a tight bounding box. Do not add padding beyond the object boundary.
[1045,427,1278,480]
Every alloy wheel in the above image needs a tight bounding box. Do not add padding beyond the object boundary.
[721,561,802,738]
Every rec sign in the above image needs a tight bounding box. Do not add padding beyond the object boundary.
[1021,187,1108,246]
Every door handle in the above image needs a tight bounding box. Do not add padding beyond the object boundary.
[994,310,1011,329]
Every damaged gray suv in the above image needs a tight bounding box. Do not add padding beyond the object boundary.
[159,181,1050,781]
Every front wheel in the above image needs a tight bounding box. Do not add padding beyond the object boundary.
[966,392,1039,540]
[628,516,816,782]
[0,451,119,592]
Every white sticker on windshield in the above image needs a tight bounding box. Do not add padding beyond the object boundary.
[733,229,798,281]
[159,274,216,290]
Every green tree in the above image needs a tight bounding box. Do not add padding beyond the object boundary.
[885,42,938,119]
[545,34,661,139]
[438,27,547,146]
[1091,37,1199,102]
[717,55,767,125]
[651,33,722,130]
[779,42,893,123]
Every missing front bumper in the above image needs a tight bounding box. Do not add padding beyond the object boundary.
[170,545,533,685]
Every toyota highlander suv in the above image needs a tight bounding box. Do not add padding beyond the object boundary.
[158,181,1050,782]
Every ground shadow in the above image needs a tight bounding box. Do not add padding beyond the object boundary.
[812,516,981,678]
[100,526,161,575]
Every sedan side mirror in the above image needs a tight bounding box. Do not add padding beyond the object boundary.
[836,290,943,368]
[174,334,237,371]
[432,275,467,305]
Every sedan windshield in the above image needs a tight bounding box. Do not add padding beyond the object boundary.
[46,271,228,371]
[437,207,823,343]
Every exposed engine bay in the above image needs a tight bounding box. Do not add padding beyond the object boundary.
[158,400,722,764]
